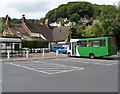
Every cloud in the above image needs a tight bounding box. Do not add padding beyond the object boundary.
[5,2,51,13]
[84,0,119,5]
[0,0,119,19]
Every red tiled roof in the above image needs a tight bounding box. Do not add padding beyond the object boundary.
[3,21,70,42]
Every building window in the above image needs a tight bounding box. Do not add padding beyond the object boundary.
[16,31,20,34]
[14,44,20,51]
[6,29,8,32]
[6,43,12,46]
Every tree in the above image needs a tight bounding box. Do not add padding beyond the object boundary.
[97,5,117,21]
[69,13,80,23]
[44,2,105,23]
[39,18,45,24]
[91,23,103,37]
[76,25,86,38]
[81,25,94,37]
[90,4,120,49]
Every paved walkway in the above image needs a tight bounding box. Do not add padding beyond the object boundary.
[0,52,68,62]
[1,51,119,62]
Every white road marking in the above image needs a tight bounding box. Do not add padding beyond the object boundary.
[83,62,89,63]
[63,60,69,61]
[75,61,117,66]
[53,59,117,66]
[36,68,71,70]
[46,62,80,68]
[68,58,117,63]
[52,68,84,74]
[94,63,107,65]
[6,63,53,74]
[107,63,117,65]
[34,61,40,62]
[6,62,84,74]
[94,63,117,66]
[33,61,82,69]
[53,59,61,61]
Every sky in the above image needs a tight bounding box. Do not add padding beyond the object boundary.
[0,0,120,19]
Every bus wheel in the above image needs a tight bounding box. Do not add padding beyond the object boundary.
[68,53,71,57]
[89,53,95,59]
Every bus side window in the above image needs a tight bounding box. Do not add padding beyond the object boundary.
[77,41,81,47]
[93,40,100,47]
[92,39,105,47]
[81,41,87,47]
[100,39,105,47]
[87,40,93,47]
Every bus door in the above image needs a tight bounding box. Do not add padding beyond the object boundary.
[72,42,77,56]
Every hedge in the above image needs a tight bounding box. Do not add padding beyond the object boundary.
[22,39,48,49]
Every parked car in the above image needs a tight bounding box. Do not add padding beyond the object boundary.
[57,47,68,53]
[53,47,63,52]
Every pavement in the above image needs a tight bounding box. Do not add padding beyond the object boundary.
[1,50,119,62]
[0,52,68,62]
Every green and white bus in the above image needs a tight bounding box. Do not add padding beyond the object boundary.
[67,37,117,58]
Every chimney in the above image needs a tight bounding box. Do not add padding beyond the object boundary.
[58,21,61,27]
[45,19,49,25]
[44,19,50,27]
[22,14,26,23]
[6,16,10,26]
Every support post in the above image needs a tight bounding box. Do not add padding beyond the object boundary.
[7,51,10,59]
[26,50,29,58]
[56,50,59,56]
[48,43,51,52]
[42,48,45,57]
[23,50,25,56]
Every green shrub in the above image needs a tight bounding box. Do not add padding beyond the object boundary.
[22,39,48,49]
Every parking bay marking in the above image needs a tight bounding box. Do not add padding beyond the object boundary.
[34,60,118,66]
[94,63,117,66]
[5,62,84,74]
[71,61,117,66]
[68,58,117,63]
[5,62,54,74]
[53,59,117,66]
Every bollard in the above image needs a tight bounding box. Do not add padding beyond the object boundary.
[42,48,45,57]
[56,50,59,56]
[23,50,26,56]
[26,50,29,58]
[49,48,50,53]
[7,51,10,59]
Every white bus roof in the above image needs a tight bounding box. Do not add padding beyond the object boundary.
[70,39,79,42]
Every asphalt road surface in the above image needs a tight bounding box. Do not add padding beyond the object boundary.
[2,54,118,92]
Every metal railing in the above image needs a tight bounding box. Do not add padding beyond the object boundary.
[22,48,50,53]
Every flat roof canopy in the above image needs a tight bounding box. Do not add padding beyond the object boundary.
[0,38,22,43]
